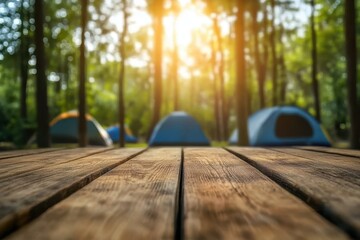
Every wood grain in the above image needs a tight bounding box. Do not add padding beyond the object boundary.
[271,147,360,170]
[0,148,143,238]
[296,146,360,159]
[0,148,62,160]
[0,147,112,179]
[227,147,360,238]
[7,148,182,240]
[183,148,348,239]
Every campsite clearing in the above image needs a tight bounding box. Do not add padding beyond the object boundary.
[0,147,359,239]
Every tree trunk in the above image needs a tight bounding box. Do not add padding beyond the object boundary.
[213,17,226,141]
[344,0,359,149]
[149,0,164,138]
[34,0,50,147]
[250,2,265,109]
[172,0,179,111]
[270,0,278,106]
[259,5,269,108]
[118,0,128,148]
[190,69,195,109]
[20,0,29,122]
[55,51,62,94]
[20,0,30,145]
[279,24,287,104]
[235,1,249,146]
[310,0,321,122]
[65,55,71,110]
[78,0,88,147]
[211,34,221,141]
[279,55,286,104]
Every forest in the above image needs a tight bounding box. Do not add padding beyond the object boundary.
[0,0,359,149]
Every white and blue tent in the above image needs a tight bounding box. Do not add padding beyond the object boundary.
[149,111,210,146]
[229,106,331,146]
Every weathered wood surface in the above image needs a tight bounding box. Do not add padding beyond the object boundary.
[0,148,62,160]
[0,148,143,238]
[271,147,360,170]
[0,147,111,179]
[183,148,348,239]
[7,148,182,240]
[0,147,358,239]
[227,147,360,238]
[296,146,360,159]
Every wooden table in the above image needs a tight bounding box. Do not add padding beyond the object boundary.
[0,147,359,239]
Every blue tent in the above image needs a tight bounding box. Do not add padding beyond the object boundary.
[50,111,113,146]
[106,126,138,143]
[229,106,331,146]
[149,111,210,146]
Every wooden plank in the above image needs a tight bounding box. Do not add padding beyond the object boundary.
[183,148,348,239]
[0,147,112,180]
[0,148,144,238]
[227,147,360,238]
[296,146,360,159]
[6,148,181,240]
[271,148,360,170]
[0,148,62,160]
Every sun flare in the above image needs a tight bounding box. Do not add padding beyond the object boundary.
[163,3,211,49]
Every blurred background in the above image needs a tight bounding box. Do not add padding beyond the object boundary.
[0,0,359,149]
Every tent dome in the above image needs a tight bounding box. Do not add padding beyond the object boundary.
[106,125,138,143]
[229,106,331,146]
[50,110,112,146]
[149,111,210,146]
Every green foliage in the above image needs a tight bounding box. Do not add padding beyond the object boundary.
[0,81,35,146]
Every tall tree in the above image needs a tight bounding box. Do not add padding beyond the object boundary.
[235,0,249,146]
[213,16,227,140]
[260,4,269,108]
[211,32,221,141]
[149,0,164,137]
[34,0,50,147]
[250,0,266,108]
[279,24,287,104]
[172,0,179,111]
[344,0,359,149]
[270,0,278,106]
[19,0,31,145]
[19,0,30,122]
[205,0,227,141]
[118,0,129,148]
[310,0,321,122]
[78,0,88,147]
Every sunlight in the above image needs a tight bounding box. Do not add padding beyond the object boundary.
[163,3,211,49]
[162,1,212,81]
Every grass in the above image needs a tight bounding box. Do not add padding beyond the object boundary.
[125,143,148,148]
[3,140,353,150]
[211,141,229,147]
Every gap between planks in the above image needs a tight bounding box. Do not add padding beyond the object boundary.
[174,148,184,240]
[225,147,359,239]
